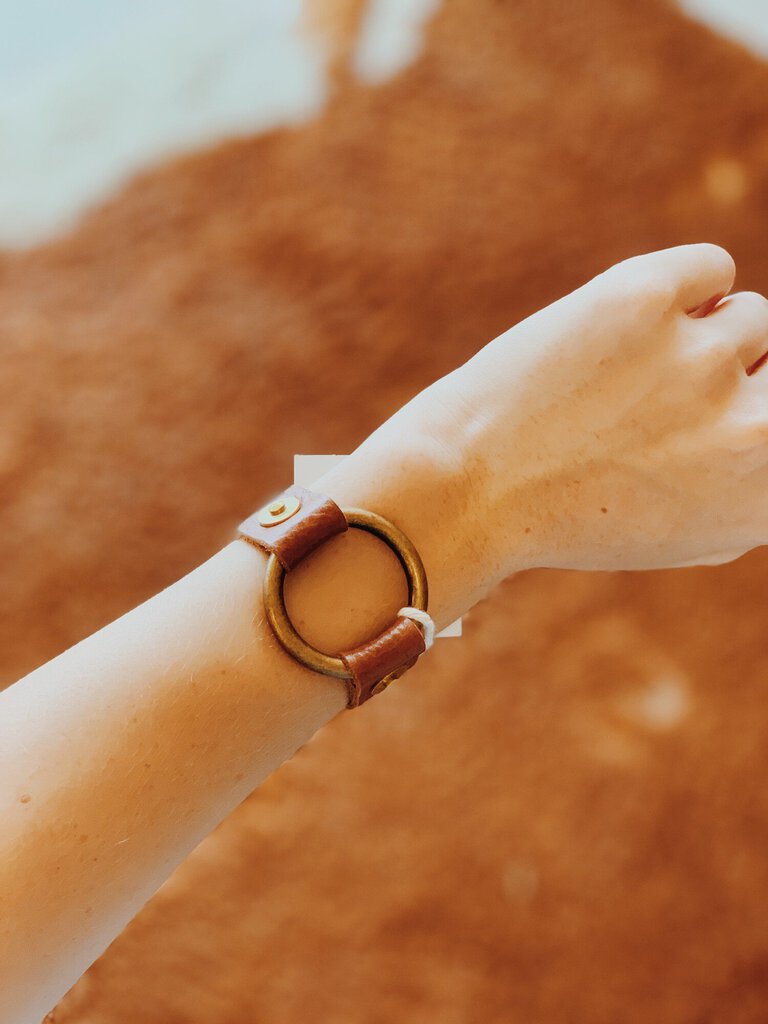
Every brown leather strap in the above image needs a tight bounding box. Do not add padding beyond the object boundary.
[237,484,348,570]
[237,485,428,708]
[340,616,426,707]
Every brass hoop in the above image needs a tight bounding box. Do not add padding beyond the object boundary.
[263,507,429,679]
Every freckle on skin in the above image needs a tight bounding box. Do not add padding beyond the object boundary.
[525,527,531,534]
[19,793,32,804]
[601,507,608,514]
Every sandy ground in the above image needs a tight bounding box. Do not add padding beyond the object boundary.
[1,0,767,1020]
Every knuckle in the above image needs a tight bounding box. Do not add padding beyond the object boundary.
[599,257,670,306]
[750,418,768,446]
[734,290,768,321]
[598,252,647,285]
[725,410,768,454]
[679,334,729,380]
[693,241,736,279]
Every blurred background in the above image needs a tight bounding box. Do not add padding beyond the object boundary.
[3,0,768,1021]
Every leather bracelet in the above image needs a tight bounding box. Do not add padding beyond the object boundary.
[236,485,434,708]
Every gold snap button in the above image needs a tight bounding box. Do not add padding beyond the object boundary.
[257,494,301,527]
[370,673,397,697]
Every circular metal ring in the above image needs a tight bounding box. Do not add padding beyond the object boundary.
[263,507,429,679]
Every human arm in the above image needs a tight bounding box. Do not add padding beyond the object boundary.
[2,243,768,1023]
[0,391,486,1024]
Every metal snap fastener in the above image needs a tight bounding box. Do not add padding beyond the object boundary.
[257,494,302,527]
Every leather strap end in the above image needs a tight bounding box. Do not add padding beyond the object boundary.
[340,615,427,708]
[237,484,348,569]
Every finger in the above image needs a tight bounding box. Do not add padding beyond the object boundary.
[647,243,735,313]
[704,291,768,374]
[687,293,725,319]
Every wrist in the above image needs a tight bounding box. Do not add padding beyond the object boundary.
[304,420,497,638]
[391,369,545,580]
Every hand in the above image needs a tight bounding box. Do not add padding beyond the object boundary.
[398,244,768,578]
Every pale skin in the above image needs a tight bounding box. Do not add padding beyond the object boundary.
[2,244,767,1023]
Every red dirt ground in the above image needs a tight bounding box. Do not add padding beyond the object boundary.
[3,0,768,1020]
